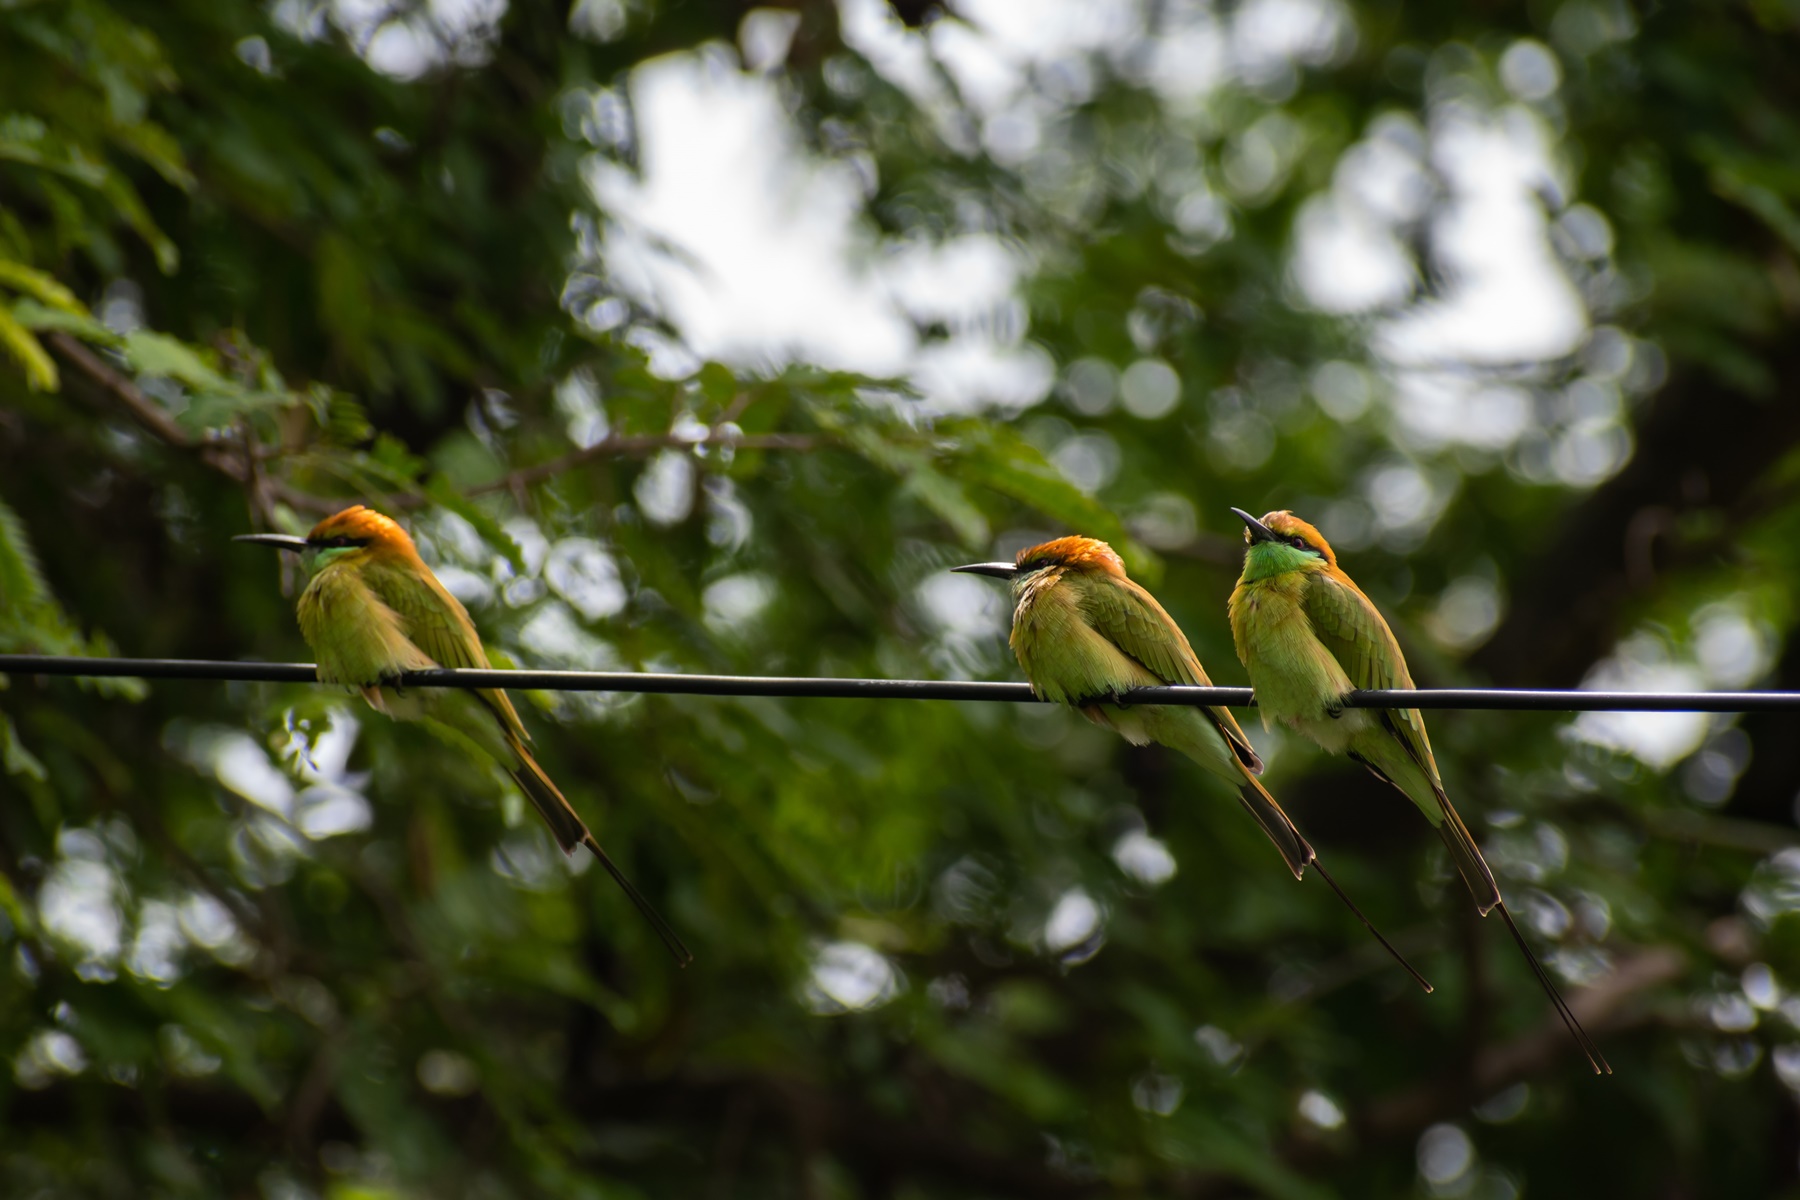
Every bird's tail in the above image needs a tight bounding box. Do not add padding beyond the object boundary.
[1411,770,1608,1072]
[1428,784,1504,915]
[1232,767,1314,881]
[1238,769,1434,994]
[510,743,692,966]
[1349,746,1606,1061]
[1490,892,1610,1075]
[509,741,592,853]
[1430,792,1610,1075]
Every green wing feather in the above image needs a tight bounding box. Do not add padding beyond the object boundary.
[1302,572,1500,911]
[332,558,689,961]
[1078,577,1264,774]
[1300,573,1437,777]
[1070,576,1329,878]
[363,562,609,846]
[361,562,534,748]
[1303,571,1605,1064]
[1077,577,1205,686]
[297,566,436,686]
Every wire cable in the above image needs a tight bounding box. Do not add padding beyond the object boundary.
[4,654,1799,712]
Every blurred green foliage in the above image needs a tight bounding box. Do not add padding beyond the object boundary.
[5,0,1800,1197]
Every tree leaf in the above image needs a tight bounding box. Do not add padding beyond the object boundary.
[424,475,526,573]
[10,298,117,342]
[951,423,1161,581]
[0,256,84,313]
[122,330,232,391]
[0,303,55,391]
[0,712,46,781]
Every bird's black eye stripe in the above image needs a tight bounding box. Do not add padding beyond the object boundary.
[311,535,364,549]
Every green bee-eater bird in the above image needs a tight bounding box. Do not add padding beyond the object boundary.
[1228,508,1606,1073]
[237,505,689,965]
[955,536,1431,991]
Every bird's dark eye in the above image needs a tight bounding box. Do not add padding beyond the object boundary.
[1289,536,1310,551]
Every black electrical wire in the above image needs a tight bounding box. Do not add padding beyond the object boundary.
[4,654,1798,712]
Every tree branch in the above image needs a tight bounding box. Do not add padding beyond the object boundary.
[48,332,203,456]
[46,328,821,517]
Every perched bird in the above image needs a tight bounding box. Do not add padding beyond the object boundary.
[955,536,1431,991]
[237,505,689,965]
[1227,508,1606,1073]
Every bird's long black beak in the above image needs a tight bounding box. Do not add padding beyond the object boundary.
[951,562,1016,580]
[234,533,310,553]
[1230,508,1278,545]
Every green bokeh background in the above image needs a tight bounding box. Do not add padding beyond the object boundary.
[5,1,1800,1196]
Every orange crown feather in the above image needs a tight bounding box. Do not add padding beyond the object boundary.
[1015,535,1128,577]
[1253,511,1338,568]
[308,505,423,559]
